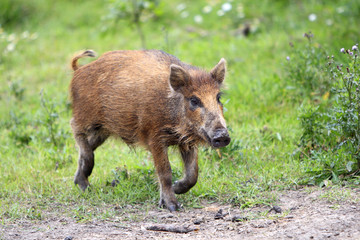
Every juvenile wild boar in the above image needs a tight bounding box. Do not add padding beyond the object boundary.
[70,50,230,211]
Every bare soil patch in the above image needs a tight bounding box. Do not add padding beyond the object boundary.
[2,187,360,240]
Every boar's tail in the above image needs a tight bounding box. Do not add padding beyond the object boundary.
[71,50,96,71]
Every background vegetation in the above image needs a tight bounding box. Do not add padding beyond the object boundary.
[1,0,359,222]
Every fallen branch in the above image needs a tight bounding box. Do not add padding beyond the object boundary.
[146,224,196,233]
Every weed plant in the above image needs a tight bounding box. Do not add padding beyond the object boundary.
[285,32,331,100]
[296,44,360,186]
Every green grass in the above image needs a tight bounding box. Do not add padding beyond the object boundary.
[1,0,360,222]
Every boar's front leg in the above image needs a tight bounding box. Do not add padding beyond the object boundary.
[173,145,198,194]
[150,144,180,212]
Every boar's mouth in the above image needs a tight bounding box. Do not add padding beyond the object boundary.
[201,128,231,148]
[201,129,212,146]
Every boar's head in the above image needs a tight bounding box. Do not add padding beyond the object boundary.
[169,58,231,148]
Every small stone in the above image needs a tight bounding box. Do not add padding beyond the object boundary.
[269,206,282,213]
[290,206,298,211]
[214,209,224,219]
[159,213,175,219]
[193,218,204,225]
[64,237,73,240]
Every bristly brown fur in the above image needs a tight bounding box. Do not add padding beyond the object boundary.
[69,49,229,212]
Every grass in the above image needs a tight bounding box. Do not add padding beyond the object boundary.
[1,0,360,222]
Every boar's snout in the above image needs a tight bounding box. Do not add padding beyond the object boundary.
[211,128,231,148]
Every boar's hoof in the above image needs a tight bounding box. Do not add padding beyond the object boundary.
[167,205,177,212]
[74,175,90,192]
[159,198,181,212]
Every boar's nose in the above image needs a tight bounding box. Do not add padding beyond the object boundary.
[211,129,231,148]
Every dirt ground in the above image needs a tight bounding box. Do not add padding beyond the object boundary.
[2,187,360,240]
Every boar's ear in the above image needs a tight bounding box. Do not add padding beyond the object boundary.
[169,64,190,92]
[210,58,226,85]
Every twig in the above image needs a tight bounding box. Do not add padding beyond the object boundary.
[146,224,196,233]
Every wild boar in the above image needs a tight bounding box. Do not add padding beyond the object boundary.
[70,50,230,211]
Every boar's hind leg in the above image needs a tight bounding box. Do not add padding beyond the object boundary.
[87,125,109,151]
[150,144,181,212]
[173,145,198,194]
[72,121,108,191]
[73,133,94,191]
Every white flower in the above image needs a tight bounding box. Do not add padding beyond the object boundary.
[352,45,358,51]
[217,10,225,16]
[340,48,345,53]
[176,3,186,11]
[6,42,15,52]
[194,15,203,24]
[286,56,290,61]
[180,11,189,18]
[336,7,345,14]
[238,12,245,18]
[202,5,212,14]
[21,31,29,39]
[143,1,150,8]
[308,13,317,22]
[325,19,333,26]
[221,3,232,12]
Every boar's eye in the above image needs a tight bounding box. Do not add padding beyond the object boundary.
[216,93,223,105]
[189,96,202,109]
